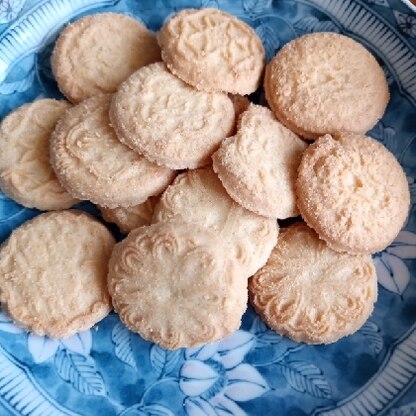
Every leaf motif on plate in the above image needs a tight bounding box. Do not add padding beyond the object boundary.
[150,344,182,378]
[119,403,175,416]
[242,0,272,16]
[293,16,340,36]
[388,402,416,416]
[281,360,331,399]
[0,0,26,24]
[358,320,384,355]
[112,321,137,369]
[255,23,280,61]
[54,349,106,396]
[61,330,92,355]
[27,333,59,363]
[0,344,78,415]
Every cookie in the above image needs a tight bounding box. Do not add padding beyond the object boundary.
[0,99,78,211]
[108,220,247,349]
[51,12,160,103]
[296,133,410,254]
[100,196,159,234]
[0,210,115,338]
[157,8,265,95]
[153,168,278,277]
[264,32,389,139]
[51,94,175,208]
[110,62,234,169]
[249,223,377,344]
[212,104,307,219]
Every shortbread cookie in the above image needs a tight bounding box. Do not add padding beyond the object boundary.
[296,133,410,254]
[51,94,175,208]
[0,210,115,338]
[52,13,160,103]
[212,104,307,219]
[108,221,247,349]
[100,196,159,233]
[264,32,389,139]
[157,8,265,95]
[0,99,78,211]
[249,223,377,344]
[110,62,234,169]
[153,168,278,277]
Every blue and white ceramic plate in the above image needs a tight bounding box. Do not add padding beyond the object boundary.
[0,0,415,415]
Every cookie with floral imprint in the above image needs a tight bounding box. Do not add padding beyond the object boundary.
[0,99,78,211]
[51,12,161,103]
[0,210,115,339]
[108,220,247,349]
[50,94,175,208]
[249,222,378,344]
[157,8,265,95]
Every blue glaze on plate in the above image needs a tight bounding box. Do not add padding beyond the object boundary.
[0,0,415,414]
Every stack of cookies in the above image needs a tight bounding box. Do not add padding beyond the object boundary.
[0,8,410,349]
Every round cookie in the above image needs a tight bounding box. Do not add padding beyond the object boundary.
[100,196,159,234]
[108,221,247,349]
[153,168,278,277]
[51,94,175,208]
[264,32,389,139]
[0,99,78,211]
[51,12,160,103]
[249,223,377,344]
[110,62,235,169]
[212,104,307,219]
[296,132,410,254]
[0,210,115,338]
[157,8,265,95]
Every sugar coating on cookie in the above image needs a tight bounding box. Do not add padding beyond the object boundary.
[212,104,307,219]
[100,196,159,234]
[0,99,78,211]
[264,32,389,139]
[296,133,410,254]
[157,8,265,95]
[110,62,234,169]
[153,168,278,277]
[108,221,247,349]
[51,94,175,208]
[51,12,160,103]
[249,223,377,344]
[0,210,115,338]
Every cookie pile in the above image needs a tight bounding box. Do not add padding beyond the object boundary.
[0,9,410,349]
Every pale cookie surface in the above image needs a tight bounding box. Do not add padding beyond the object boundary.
[212,104,307,219]
[153,168,278,277]
[157,8,265,95]
[0,210,115,338]
[108,221,247,349]
[264,32,389,139]
[249,223,377,344]
[52,12,160,103]
[51,94,175,208]
[0,99,78,211]
[110,62,234,169]
[296,133,410,254]
[100,196,159,233]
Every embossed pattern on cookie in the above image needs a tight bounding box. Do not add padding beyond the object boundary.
[0,99,78,211]
[52,12,161,103]
[110,62,234,169]
[153,168,278,277]
[157,8,265,95]
[51,94,175,208]
[296,132,410,254]
[0,210,115,339]
[212,104,307,219]
[249,223,378,344]
[108,221,247,349]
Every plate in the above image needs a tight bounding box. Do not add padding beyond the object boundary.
[0,0,415,415]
